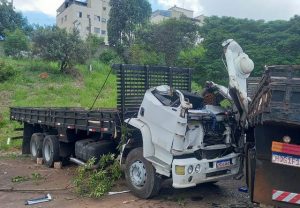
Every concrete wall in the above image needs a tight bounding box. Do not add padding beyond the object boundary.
[169,6,193,18]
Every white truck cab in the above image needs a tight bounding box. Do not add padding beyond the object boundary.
[121,39,254,199]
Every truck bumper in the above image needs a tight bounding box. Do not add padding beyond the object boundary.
[172,153,240,188]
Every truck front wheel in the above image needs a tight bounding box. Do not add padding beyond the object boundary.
[42,135,60,167]
[125,147,161,199]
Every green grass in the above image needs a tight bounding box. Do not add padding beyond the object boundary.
[0,58,117,151]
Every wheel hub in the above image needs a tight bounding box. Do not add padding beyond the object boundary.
[130,160,147,188]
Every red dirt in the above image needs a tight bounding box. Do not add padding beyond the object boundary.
[0,156,254,208]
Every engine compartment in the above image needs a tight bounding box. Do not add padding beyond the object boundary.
[144,84,240,160]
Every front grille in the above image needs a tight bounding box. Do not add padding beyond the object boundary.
[194,147,233,160]
[206,170,229,178]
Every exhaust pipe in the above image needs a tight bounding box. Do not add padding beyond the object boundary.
[70,157,86,166]
[69,157,101,169]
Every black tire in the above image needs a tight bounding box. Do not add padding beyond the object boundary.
[30,133,44,160]
[42,135,60,168]
[125,147,161,199]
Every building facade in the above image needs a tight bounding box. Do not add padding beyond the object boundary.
[151,5,205,26]
[56,0,110,44]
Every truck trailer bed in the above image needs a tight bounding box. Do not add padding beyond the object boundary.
[10,107,120,134]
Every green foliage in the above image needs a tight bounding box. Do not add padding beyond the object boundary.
[11,175,30,183]
[0,0,31,37]
[0,60,16,82]
[99,49,122,64]
[73,154,122,198]
[11,172,44,183]
[129,44,165,65]
[31,26,88,72]
[86,34,105,58]
[0,42,4,56]
[3,29,29,57]
[108,0,152,58]
[177,45,206,66]
[199,15,300,84]
[136,17,201,65]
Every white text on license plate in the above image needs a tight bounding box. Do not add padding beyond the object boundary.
[216,159,231,168]
[272,152,300,168]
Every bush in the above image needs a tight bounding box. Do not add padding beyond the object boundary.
[129,44,165,65]
[73,154,122,198]
[32,26,88,72]
[3,29,29,57]
[0,60,16,81]
[99,49,122,64]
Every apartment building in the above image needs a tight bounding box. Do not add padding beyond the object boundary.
[151,5,205,26]
[56,0,110,44]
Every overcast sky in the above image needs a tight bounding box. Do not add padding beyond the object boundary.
[12,0,300,25]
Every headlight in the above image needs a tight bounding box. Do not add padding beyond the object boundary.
[187,165,194,174]
[195,164,201,173]
[175,165,185,175]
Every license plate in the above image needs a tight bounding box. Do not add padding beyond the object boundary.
[216,159,231,168]
[272,152,300,168]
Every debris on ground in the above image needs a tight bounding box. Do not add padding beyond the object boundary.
[25,193,52,205]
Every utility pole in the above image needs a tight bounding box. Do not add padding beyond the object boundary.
[87,15,92,71]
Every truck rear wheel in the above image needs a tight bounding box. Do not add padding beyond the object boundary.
[125,147,161,199]
[42,135,60,168]
[30,133,44,160]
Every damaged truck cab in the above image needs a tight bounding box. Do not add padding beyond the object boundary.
[121,39,254,198]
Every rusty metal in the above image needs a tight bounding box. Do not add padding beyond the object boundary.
[248,65,300,126]
[246,65,300,207]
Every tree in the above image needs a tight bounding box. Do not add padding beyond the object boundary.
[108,0,152,53]
[0,0,30,36]
[136,17,201,65]
[197,15,300,85]
[129,44,165,65]
[32,26,87,72]
[86,34,105,58]
[3,29,29,57]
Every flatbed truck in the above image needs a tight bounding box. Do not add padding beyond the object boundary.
[10,40,253,199]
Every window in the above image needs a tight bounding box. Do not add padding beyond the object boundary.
[101,30,106,35]
[77,11,82,18]
[102,18,107,23]
[64,15,67,21]
[103,7,107,11]
[94,15,101,22]
[61,17,63,24]
[94,27,101,34]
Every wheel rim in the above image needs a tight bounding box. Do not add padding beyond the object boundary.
[31,141,37,157]
[44,141,52,162]
[129,160,147,188]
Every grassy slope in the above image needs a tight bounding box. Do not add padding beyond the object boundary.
[0,58,116,151]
